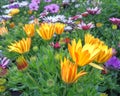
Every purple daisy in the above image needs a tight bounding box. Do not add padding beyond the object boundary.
[44,0,52,2]
[0,57,10,77]
[44,4,59,13]
[8,4,19,9]
[105,56,120,70]
[31,0,40,4]
[29,2,39,11]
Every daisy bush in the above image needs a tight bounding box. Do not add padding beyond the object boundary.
[0,0,120,96]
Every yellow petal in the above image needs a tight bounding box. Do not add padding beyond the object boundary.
[89,63,104,70]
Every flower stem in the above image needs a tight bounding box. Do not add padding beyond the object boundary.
[63,84,68,96]
[26,72,41,91]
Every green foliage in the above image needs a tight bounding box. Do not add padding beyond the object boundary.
[1,0,120,96]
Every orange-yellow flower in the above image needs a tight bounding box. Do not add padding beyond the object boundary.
[0,20,6,26]
[8,38,31,54]
[61,58,87,84]
[55,23,65,35]
[16,55,28,71]
[85,33,104,45]
[68,39,100,66]
[37,23,55,40]
[23,24,35,37]
[96,22,103,28]
[0,27,8,36]
[8,8,20,16]
[9,22,15,28]
[28,10,32,15]
[95,45,113,63]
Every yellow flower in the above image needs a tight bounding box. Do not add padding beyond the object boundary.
[61,58,87,84]
[30,56,37,62]
[37,23,55,40]
[0,86,6,92]
[85,33,104,45]
[112,24,117,30]
[8,8,20,16]
[95,45,113,63]
[54,53,62,60]
[18,23,23,27]
[0,78,6,85]
[28,10,32,15]
[8,38,31,54]
[0,27,8,36]
[68,39,100,66]
[0,20,6,26]
[100,93,108,96]
[23,24,35,37]
[32,46,39,52]
[96,22,103,28]
[16,55,28,71]
[84,33,111,69]
[68,39,82,63]
[9,22,15,28]
[55,23,65,35]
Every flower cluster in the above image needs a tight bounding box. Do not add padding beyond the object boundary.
[61,33,112,84]
[37,22,65,40]
[44,4,59,13]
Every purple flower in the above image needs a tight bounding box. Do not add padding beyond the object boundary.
[77,22,94,30]
[1,15,12,20]
[50,42,61,49]
[29,2,39,11]
[105,56,120,70]
[9,0,15,3]
[29,15,35,20]
[8,4,19,9]
[44,0,52,2]
[109,17,120,25]
[44,4,59,13]
[87,7,101,15]
[39,11,49,18]
[31,0,40,4]
[0,57,10,68]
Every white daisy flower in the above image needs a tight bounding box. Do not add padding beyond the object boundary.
[64,26,73,31]
[0,15,12,19]
[1,2,19,8]
[42,15,67,23]
[19,1,29,7]
[4,9,13,14]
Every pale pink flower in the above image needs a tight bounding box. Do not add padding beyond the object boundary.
[81,12,89,17]
[77,22,94,30]
[87,7,101,15]
[112,48,117,56]
[0,57,10,68]
[69,15,82,20]
[50,42,61,49]
[109,17,120,25]
[39,11,49,18]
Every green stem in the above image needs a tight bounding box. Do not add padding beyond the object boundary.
[63,84,68,96]
[26,72,41,91]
